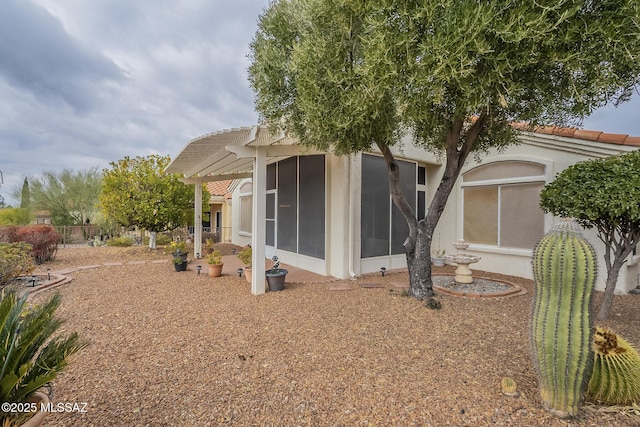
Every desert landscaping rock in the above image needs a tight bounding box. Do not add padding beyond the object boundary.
[26,246,640,426]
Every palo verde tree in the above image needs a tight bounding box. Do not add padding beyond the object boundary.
[15,168,103,225]
[540,150,640,321]
[249,0,640,299]
[100,155,194,249]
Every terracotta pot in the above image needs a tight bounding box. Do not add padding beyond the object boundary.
[244,267,252,283]
[208,263,223,277]
[21,392,49,427]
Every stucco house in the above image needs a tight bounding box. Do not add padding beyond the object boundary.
[166,125,640,295]
[205,179,234,243]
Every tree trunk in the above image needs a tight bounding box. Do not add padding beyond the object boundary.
[596,256,626,321]
[148,231,157,249]
[375,114,487,299]
[406,222,434,299]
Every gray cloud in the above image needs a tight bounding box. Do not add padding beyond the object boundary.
[0,0,125,111]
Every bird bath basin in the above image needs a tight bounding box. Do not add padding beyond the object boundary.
[446,240,481,284]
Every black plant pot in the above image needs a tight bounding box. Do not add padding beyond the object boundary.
[265,269,288,291]
[174,261,188,272]
[172,252,188,263]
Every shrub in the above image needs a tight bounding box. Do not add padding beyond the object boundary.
[0,208,32,225]
[0,243,35,288]
[0,290,87,425]
[144,233,172,246]
[106,237,134,247]
[15,225,60,264]
[0,225,20,243]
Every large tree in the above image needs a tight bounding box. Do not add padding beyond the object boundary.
[249,0,640,299]
[100,155,194,249]
[540,150,640,320]
[16,168,102,225]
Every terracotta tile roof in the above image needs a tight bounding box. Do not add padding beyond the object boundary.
[206,180,232,197]
[514,123,640,147]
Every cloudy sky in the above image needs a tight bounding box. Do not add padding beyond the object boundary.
[0,0,638,206]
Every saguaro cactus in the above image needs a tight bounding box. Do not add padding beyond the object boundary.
[531,219,597,418]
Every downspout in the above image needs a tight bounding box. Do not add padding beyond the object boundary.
[348,154,358,278]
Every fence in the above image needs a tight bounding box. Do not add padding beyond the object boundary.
[187,227,233,243]
[53,225,233,247]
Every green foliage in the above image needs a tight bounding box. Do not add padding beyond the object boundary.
[144,233,172,246]
[169,240,188,254]
[237,247,252,266]
[207,249,223,265]
[249,0,640,156]
[106,237,134,247]
[100,155,192,235]
[540,150,640,319]
[20,168,102,226]
[587,327,640,405]
[0,243,34,288]
[531,220,597,418]
[0,209,32,226]
[0,290,87,418]
[540,151,640,229]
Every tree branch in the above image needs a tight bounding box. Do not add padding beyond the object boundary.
[376,141,418,245]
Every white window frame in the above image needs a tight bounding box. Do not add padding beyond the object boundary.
[459,157,552,255]
[238,182,253,236]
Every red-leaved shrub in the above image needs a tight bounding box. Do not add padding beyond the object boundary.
[14,225,60,264]
[0,225,20,243]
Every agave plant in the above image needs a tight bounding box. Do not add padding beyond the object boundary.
[0,290,87,408]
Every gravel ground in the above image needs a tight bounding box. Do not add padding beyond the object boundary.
[25,246,640,426]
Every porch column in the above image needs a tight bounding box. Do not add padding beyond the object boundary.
[251,146,267,295]
[193,178,203,259]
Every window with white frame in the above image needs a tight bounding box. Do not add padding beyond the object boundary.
[462,161,545,250]
[238,182,252,234]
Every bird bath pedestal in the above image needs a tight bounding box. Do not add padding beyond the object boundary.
[447,240,481,284]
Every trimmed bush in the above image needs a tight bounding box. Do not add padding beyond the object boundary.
[0,225,20,243]
[15,225,60,264]
[106,237,135,247]
[0,242,35,287]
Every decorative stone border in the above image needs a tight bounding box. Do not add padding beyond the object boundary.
[432,274,527,299]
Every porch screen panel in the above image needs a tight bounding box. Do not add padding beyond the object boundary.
[500,183,545,249]
[266,192,275,247]
[361,155,390,258]
[267,163,276,190]
[463,186,498,245]
[298,155,325,259]
[391,160,416,254]
[277,157,298,252]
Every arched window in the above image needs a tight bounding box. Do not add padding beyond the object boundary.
[462,161,546,250]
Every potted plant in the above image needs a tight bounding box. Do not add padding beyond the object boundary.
[169,240,188,263]
[203,237,215,256]
[0,290,87,427]
[431,249,446,266]
[173,256,188,272]
[265,256,287,291]
[207,249,224,277]
[237,246,252,283]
